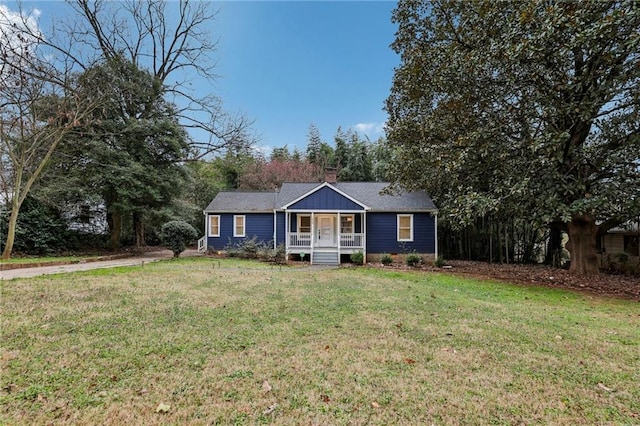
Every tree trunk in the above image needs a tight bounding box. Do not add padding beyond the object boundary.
[566,214,599,275]
[546,221,564,267]
[1,200,20,260]
[107,209,123,251]
[133,211,146,247]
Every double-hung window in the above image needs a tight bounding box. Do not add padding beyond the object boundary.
[340,215,354,234]
[298,215,311,234]
[234,215,246,237]
[397,214,413,242]
[209,215,220,237]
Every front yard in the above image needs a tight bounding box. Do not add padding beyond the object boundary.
[1,258,638,425]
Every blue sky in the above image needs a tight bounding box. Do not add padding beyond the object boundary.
[4,1,399,154]
[216,1,399,153]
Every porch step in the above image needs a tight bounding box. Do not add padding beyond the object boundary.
[312,251,339,265]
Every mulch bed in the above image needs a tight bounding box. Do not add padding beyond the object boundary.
[385,260,639,301]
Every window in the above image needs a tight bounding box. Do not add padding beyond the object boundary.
[234,215,245,237]
[298,215,311,233]
[397,214,413,241]
[209,215,220,237]
[340,215,354,234]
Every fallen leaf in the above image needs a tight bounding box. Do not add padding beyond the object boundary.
[597,382,613,392]
[371,401,381,408]
[263,403,278,415]
[262,380,272,393]
[404,358,416,364]
[156,403,170,413]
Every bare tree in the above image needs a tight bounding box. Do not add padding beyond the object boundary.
[1,4,97,259]
[63,0,255,158]
[3,1,255,251]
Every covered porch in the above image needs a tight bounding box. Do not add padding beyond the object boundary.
[285,211,366,265]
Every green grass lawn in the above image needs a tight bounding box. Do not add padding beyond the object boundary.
[1,258,638,425]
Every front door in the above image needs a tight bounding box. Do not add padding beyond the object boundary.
[316,215,335,247]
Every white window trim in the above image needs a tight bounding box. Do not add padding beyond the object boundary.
[340,214,354,234]
[397,214,414,242]
[233,215,246,237]
[208,215,220,237]
[297,214,311,233]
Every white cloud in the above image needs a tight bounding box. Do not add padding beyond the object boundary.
[0,3,42,58]
[352,122,386,138]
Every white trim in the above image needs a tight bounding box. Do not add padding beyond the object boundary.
[283,209,365,214]
[397,214,414,242]
[208,215,220,237]
[363,211,367,264]
[233,215,246,237]
[280,182,371,210]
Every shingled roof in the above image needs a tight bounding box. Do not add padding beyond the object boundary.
[204,191,277,213]
[204,182,437,213]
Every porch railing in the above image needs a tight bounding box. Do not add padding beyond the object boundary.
[197,236,207,253]
[288,232,364,249]
[340,233,363,248]
[289,232,311,247]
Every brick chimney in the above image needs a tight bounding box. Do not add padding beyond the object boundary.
[324,167,337,184]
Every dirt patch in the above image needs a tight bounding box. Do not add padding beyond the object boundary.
[375,260,640,301]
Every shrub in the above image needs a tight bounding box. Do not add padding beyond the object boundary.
[224,236,265,259]
[435,256,446,268]
[381,254,393,265]
[161,220,198,258]
[350,250,364,265]
[406,252,422,267]
[263,243,286,264]
[0,196,71,255]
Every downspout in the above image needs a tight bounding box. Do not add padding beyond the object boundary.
[273,210,277,250]
[284,210,289,259]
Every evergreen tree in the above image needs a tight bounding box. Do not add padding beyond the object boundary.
[386,0,640,274]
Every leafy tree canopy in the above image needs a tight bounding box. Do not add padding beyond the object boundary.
[386,0,640,274]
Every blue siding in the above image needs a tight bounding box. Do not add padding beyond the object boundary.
[207,213,274,250]
[289,186,364,211]
[366,212,435,254]
[275,212,285,245]
[355,214,363,233]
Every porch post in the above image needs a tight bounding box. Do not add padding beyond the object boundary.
[310,212,315,264]
[337,212,341,260]
[363,211,367,264]
[284,210,289,257]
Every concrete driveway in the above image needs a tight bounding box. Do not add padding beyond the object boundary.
[0,249,202,280]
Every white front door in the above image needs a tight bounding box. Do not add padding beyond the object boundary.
[316,215,335,247]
